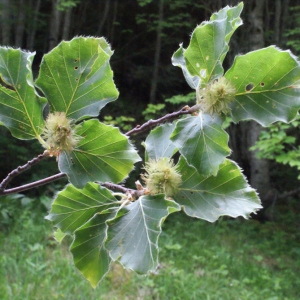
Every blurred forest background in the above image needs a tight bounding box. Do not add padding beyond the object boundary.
[1,1,300,299]
[1,0,300,207]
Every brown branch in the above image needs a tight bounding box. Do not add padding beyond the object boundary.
[101,182,131,193]
[125,104,200,136]
[0,151,51,191]
[0,105,200,196]
[101,181,145,200]
[0,172,67,196]
[277,187,300,199]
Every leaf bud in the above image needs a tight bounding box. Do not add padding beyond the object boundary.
[42,112,81,156]
[197,77,236,115]
[141,158,182,197]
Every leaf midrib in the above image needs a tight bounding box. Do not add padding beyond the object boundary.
[0,51,40,139]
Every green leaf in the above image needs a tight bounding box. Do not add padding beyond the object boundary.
[106,195,180,274]
[70,209,118,288]
[144,123,177,160]
[46,183,119,234]
[172,45,200,89]
[225,46,300,126]
[174,157,261,222]
[35,37,119,121]
[53,228,67,243]
[0,47,46,140]
[58,119,141,188]
[172,3,243,87]
[171,114,230,176]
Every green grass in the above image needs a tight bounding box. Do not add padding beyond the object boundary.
[0,199,300,300]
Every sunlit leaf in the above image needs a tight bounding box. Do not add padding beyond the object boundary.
[0,48,46,140]
[144,123,177,160]
[58,119,141,188]
[175,157,261,222]
[172,3,243,87]
[106,195,180,274]
[225,46,300,126]
[46,183,119,234]
[36,37,119,121]
[171,114,230,176]
[71,209,118,288]
[53,228,67,243]
[172,45,200,89]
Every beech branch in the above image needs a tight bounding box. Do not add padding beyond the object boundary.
[0,173,67,196]
[0,151,51,192]
[0,104,200,195]
[125,104,200,136]
[101,181,145,200]
[278,186,300,199]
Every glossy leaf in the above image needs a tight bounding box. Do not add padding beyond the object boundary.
[144,123,177,160]
[46,183,119,234]
[0,47,46,140]
[225,46,300,126]
[35,37,119,121]
[58,119,141,188]
[71,209,118,288]
[171,114,230,176]
[174,157,261,222]
[172,45,200,89]
[53,228,67,243]
[172,3,243,87]
[106,195,180,274]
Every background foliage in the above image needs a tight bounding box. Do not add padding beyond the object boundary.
[1,201,300,299]
[1,0,300,198]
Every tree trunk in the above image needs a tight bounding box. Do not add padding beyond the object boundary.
[26,0,41,50]
[149,0,164,103]
[1,0,11,45]
[48,0,62,50]
[14,0,26,48]
[247,0,272,205]
[96,0,110,36]
[279,0,290,47]
[248,0,265,50]
[227,0,273,217]
[274,0,281,44]
[75,1,88,36]
[109,0,118,46]
[62,7,73,41]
